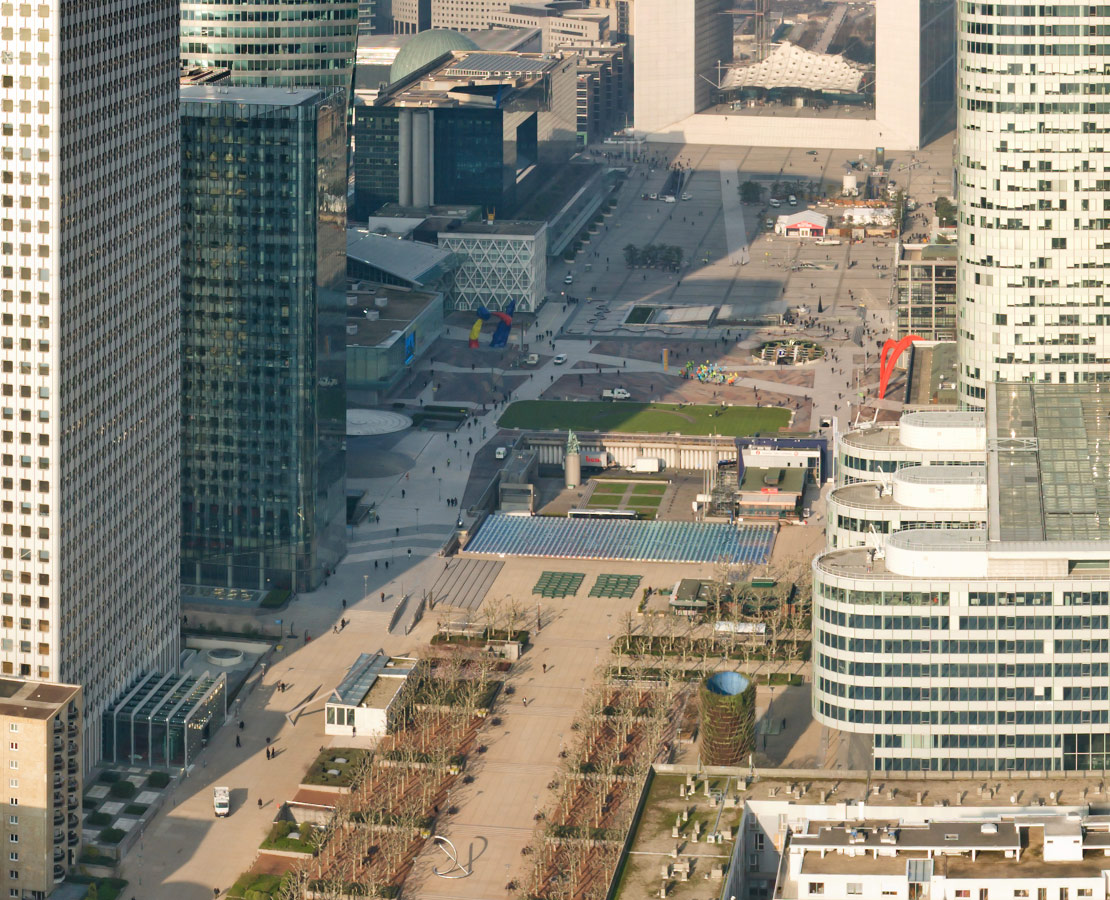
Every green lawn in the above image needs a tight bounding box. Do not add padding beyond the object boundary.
[587,494,627,507]
[631,483,667,496]
[499,401,789,436]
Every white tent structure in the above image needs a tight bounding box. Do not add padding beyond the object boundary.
[722,42,865,93]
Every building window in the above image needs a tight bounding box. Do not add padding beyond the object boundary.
[7,743,14,751]
[6,725,14,733]
[810,885,824,896]
[848,886,862,896]
[6,852,13,861]
[754,834,765,851]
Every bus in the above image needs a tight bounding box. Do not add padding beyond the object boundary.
[567,508,637,520]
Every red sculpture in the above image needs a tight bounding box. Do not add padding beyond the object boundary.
[878,335,922,399]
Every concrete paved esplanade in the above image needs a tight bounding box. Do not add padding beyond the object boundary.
[120,137,944,897]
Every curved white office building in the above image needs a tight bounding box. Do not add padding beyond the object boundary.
[837,410,985,486]
[956,3,1110,405]
[816,383,1110,772]
[827,464,987,549]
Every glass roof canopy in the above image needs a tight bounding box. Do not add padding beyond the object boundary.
[102,669,227,769]
[990,384,1110,542]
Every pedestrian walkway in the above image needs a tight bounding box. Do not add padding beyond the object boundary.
[720,160,751,266]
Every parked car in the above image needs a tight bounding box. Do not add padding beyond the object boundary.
[494,447,508,460]
[524,353,539,365]
[601,388,631,400]
[681,192,692,201]
[553,353,568,365]
[564,274,574,284]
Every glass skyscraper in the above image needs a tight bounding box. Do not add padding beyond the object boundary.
[180,86,348,593]
[180,0,358,89]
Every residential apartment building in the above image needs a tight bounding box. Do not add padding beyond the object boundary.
[180,0,358,88]
[0,0,181,766]
[815,383,1110,772]
[0,680,81,897]
[895,242,957,341]
[956,3,1110,405]
[180,86,348,593]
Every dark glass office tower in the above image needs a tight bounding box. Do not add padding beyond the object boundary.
[180,86,348,593]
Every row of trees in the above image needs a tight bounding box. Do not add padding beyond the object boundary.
[522,662,690,899]
[273,649,499,899]
[740,179,826,205]
[622,243,684,271]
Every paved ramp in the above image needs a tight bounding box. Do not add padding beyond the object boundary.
[430,558,503,612]
[720,161,751,266]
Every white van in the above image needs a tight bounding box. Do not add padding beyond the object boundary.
[788,195,798,206]
[768,198,781,208]
[494,447,508,460]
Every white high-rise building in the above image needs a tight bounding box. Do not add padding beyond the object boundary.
[814,384,1110,772]
[0,0,181,764]
[956,3,1110,406]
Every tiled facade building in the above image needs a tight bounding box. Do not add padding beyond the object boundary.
[180,86,348,593]
[956,2,1110,404]
[0,0,182,768]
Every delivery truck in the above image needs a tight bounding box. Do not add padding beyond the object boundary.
[600,388,630,400]
[214,786,230,817]
[628,457,664,474]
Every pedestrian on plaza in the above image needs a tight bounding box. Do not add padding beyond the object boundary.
[401,489,405,499]
[342,598,347,609]
[266,736,271,745]
[235,735,240,748]
[258,799,263,809]
[381,591,385,603]
[542,663,547,674]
